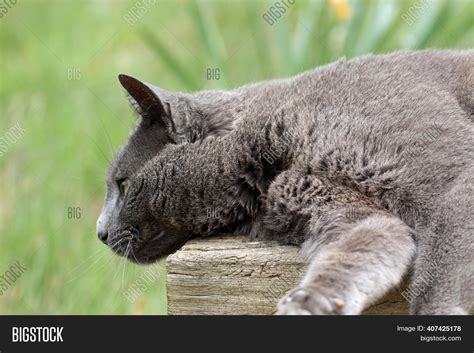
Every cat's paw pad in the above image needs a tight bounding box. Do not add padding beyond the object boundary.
[275,287,345,315]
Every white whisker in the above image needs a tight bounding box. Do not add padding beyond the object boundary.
[121,241,132,290]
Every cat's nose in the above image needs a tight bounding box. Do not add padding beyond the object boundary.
[97,230,108,244]
[96,211,109,244]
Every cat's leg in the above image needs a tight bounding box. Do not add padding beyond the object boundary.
[276,212,416,315]
[409,173,474,315]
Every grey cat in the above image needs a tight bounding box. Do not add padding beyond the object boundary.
[97,50,473,315]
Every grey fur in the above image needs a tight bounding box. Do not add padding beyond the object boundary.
[98,50,473,315]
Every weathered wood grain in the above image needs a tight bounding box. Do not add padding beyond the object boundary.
[167,236,409,315]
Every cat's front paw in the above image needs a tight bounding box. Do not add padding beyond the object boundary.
[275,286,346,315]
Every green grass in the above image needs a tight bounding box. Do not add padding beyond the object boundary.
[0,0,472,314]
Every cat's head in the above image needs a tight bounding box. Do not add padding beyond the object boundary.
[96,75,235,263]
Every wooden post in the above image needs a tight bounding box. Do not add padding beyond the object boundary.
[167,236,408,315]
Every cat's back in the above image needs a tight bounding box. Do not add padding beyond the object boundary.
[291,49,473,115]
[235,49,472,124]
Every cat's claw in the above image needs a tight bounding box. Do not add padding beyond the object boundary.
[276,287,345,315]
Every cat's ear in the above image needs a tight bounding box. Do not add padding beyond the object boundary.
[118,74,176,133]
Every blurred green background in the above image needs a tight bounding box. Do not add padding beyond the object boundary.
[0,0,472,314]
